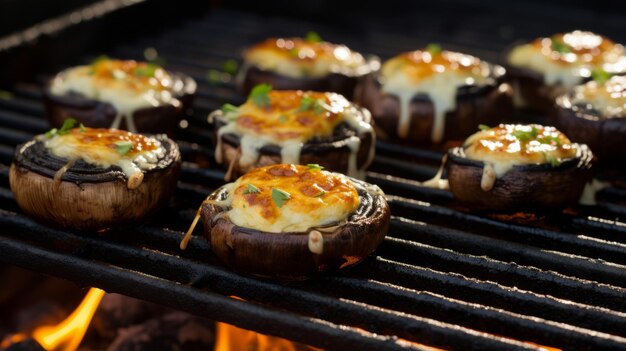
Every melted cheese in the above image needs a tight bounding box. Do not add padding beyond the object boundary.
[243,37,372,78]
[508,30,626,89]
[463,125,577,189]
[49,59,181,132]
[570,75,626,117]
[44,127,165,189]
[215,90,374,179]
[380,50,490,142]
[227,164,360,233]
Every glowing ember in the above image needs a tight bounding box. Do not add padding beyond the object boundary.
[32,287,105,351]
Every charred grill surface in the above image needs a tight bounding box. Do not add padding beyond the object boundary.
[1,5,626,351]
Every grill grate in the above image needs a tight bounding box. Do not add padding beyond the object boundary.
[2,6,626,351]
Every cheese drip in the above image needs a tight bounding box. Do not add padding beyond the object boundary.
[381,50,490,143]
[570,76,626,117]
[463,124,577,191]
[243,37,373,78]
[214,90,374,179]
[44,128,165,189]
[508,30,626,89]
[49,59,182,132]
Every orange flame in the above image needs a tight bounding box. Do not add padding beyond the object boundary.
[32,287,105,351]
[215,322,323,351]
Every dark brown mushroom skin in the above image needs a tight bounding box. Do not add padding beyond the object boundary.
[503,63,571,115]
[9,136,181,231]
[240,61,378,100]
[212,109,374,179]
[43,72,196,135]
[554,95,626,163]
[201,178,390,280]
[446,144,593,210]
[354,66,513,145]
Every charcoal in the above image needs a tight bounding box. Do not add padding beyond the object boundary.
[2,338,46,351]
[106,312,214,351]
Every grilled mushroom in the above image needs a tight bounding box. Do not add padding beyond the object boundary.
[355,45,512,145]
[211,87,375,181]
[447,124,593,210]
[504,30,626,113]
[44,57,196,134]
[183,164,390,280]
[554,75,626,164]
[238,36,379,99]
[9,122,181,231]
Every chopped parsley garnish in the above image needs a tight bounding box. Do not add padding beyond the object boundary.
[91,55,109,65]
[551,37,571,54]
[250,83,272,108]
[135,63,159,77]
[46,118,78,138]
[538,135,562,145]
[278,115,288,124]
[243,184,260,195]
[425,43,442,55]
[221,103,239,114]
[307,163,324,171]
[271,188,291,208]
[206,69,222,85]
[222,59,239,75]
[478,124,491,131]
[298,95,325,114]
[79,123,86,133]
[591,68,611,84]
[305,31,322,43]
[511,127,539,142]
[288,48,300,57]
[114,141,134,155]
[545,155,561,167]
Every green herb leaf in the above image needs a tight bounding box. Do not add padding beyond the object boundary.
[288,48,300,57]
[243,184,260,195]
[512,126,538,142]
[250,83,272,108]
[114,141,134,155]
[298,95,325,114]
[545,155,561,167]
[278,115,288,124]
[135,63,159,77]
[425,43,442,55]
[221,103,239,114]
[315,190,326,197]
[222,59,239,75]
[551,38,571,54]
[79,123,86,133]
[91,55,109,65]
[538,135,562,145]
[57,118,78,136]
[591,68,611,84]
[307,164,324,171]
[206,69,222,85]
[478,124,491,131]
[44,128,58,138]
[305,31,322,43]
[272,188,291,208]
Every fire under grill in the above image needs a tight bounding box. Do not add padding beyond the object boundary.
[1,4,626,351]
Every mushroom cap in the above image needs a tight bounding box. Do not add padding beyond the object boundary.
[9,135,181,231]
[201,177,390,280]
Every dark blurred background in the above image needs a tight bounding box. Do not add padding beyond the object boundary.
[1,0,625,84]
